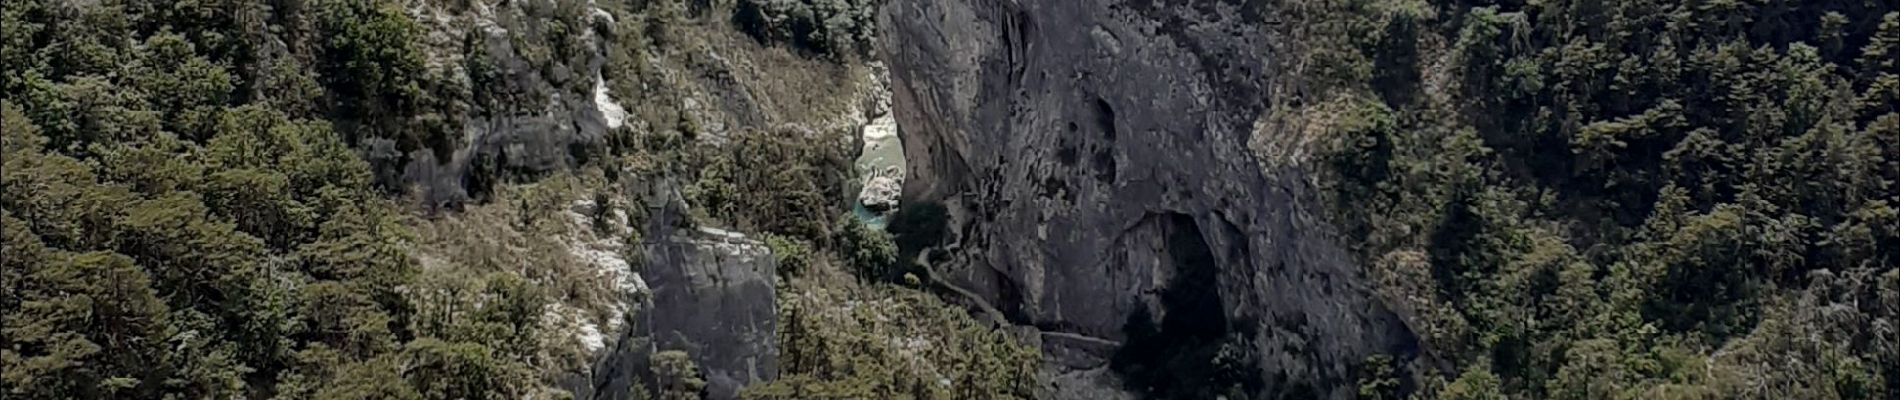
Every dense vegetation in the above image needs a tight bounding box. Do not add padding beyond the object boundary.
[1,0,1032,398]
[744,286,1040,399]
[0,0,567,395]
[1296,0,1897,398]
[733,0,882,58]
[14,0,1886,398]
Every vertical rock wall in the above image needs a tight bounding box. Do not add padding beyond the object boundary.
[881,0,1418,397]
[580,183,779,400]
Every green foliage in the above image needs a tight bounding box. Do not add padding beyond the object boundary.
[1357,355,1402,400]
[311,357,422,400]
[469,274,548,358]
[132,32,236,139]
[1,87,431,397]
[835,216,899,281]
[1,0,884,396]
[315,0,428,126]
[0,0,502,392]
[687,127,854,241]
[764,234,817,277]
[1309,1,1900,399]
[1,242,171,399]
[651,350,708,400]
[403,338,534,400]
[1435,366,1504,400]
[308,0,468,167]
[734,0,881,58]
[750,288,1039,400]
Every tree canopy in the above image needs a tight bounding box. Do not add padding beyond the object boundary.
[1303,1,1898,398]
[0,0,545,397]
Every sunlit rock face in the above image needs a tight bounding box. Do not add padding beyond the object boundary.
[575,183,779,400]
[881,0,1417,398]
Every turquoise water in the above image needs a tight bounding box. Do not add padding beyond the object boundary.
[851,203,889,230]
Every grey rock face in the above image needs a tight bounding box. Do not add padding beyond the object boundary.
[582,188,779,400]
[881,0,1416,397]
[395,2,618,208]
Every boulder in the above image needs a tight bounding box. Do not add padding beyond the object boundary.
[860,174,903,212]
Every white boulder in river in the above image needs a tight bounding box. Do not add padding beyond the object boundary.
[859,170,902,212]
[857,114,903,212]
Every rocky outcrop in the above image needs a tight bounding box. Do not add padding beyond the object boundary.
[578,183,779,400]
[881,0,1416,398]
[393,0,621,208]
[860,173,902,211]
[397,3,887,398]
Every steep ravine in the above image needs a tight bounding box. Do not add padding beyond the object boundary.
[881,0,1419,398]
[397,3,890,398]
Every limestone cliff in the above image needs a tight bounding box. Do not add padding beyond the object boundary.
[577,181,780,400]
[397,3,883,398]
[881,0,1417,397]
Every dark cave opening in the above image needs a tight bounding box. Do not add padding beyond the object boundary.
[1092,97,1118,141]
[1111,213,1261,399]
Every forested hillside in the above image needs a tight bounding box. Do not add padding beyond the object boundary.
[1,0,440,393]
[0,0,1036,398]
[4,0,1895,398]
[1297,0,1898,398]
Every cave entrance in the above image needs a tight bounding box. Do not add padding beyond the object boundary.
[1112,213,1255,399]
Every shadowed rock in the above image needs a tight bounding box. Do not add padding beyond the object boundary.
[881,0,1417,398]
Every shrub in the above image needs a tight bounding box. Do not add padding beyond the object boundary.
[763,234,815,277]
[733,0,880,58]
[834,216,897,281]
[650,350,707,400]
[315,0,424,107]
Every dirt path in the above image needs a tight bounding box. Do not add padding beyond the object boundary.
[915,251,1122,347]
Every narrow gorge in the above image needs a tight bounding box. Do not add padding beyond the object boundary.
[881,1,1417,398]
[4,0,1894,399]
